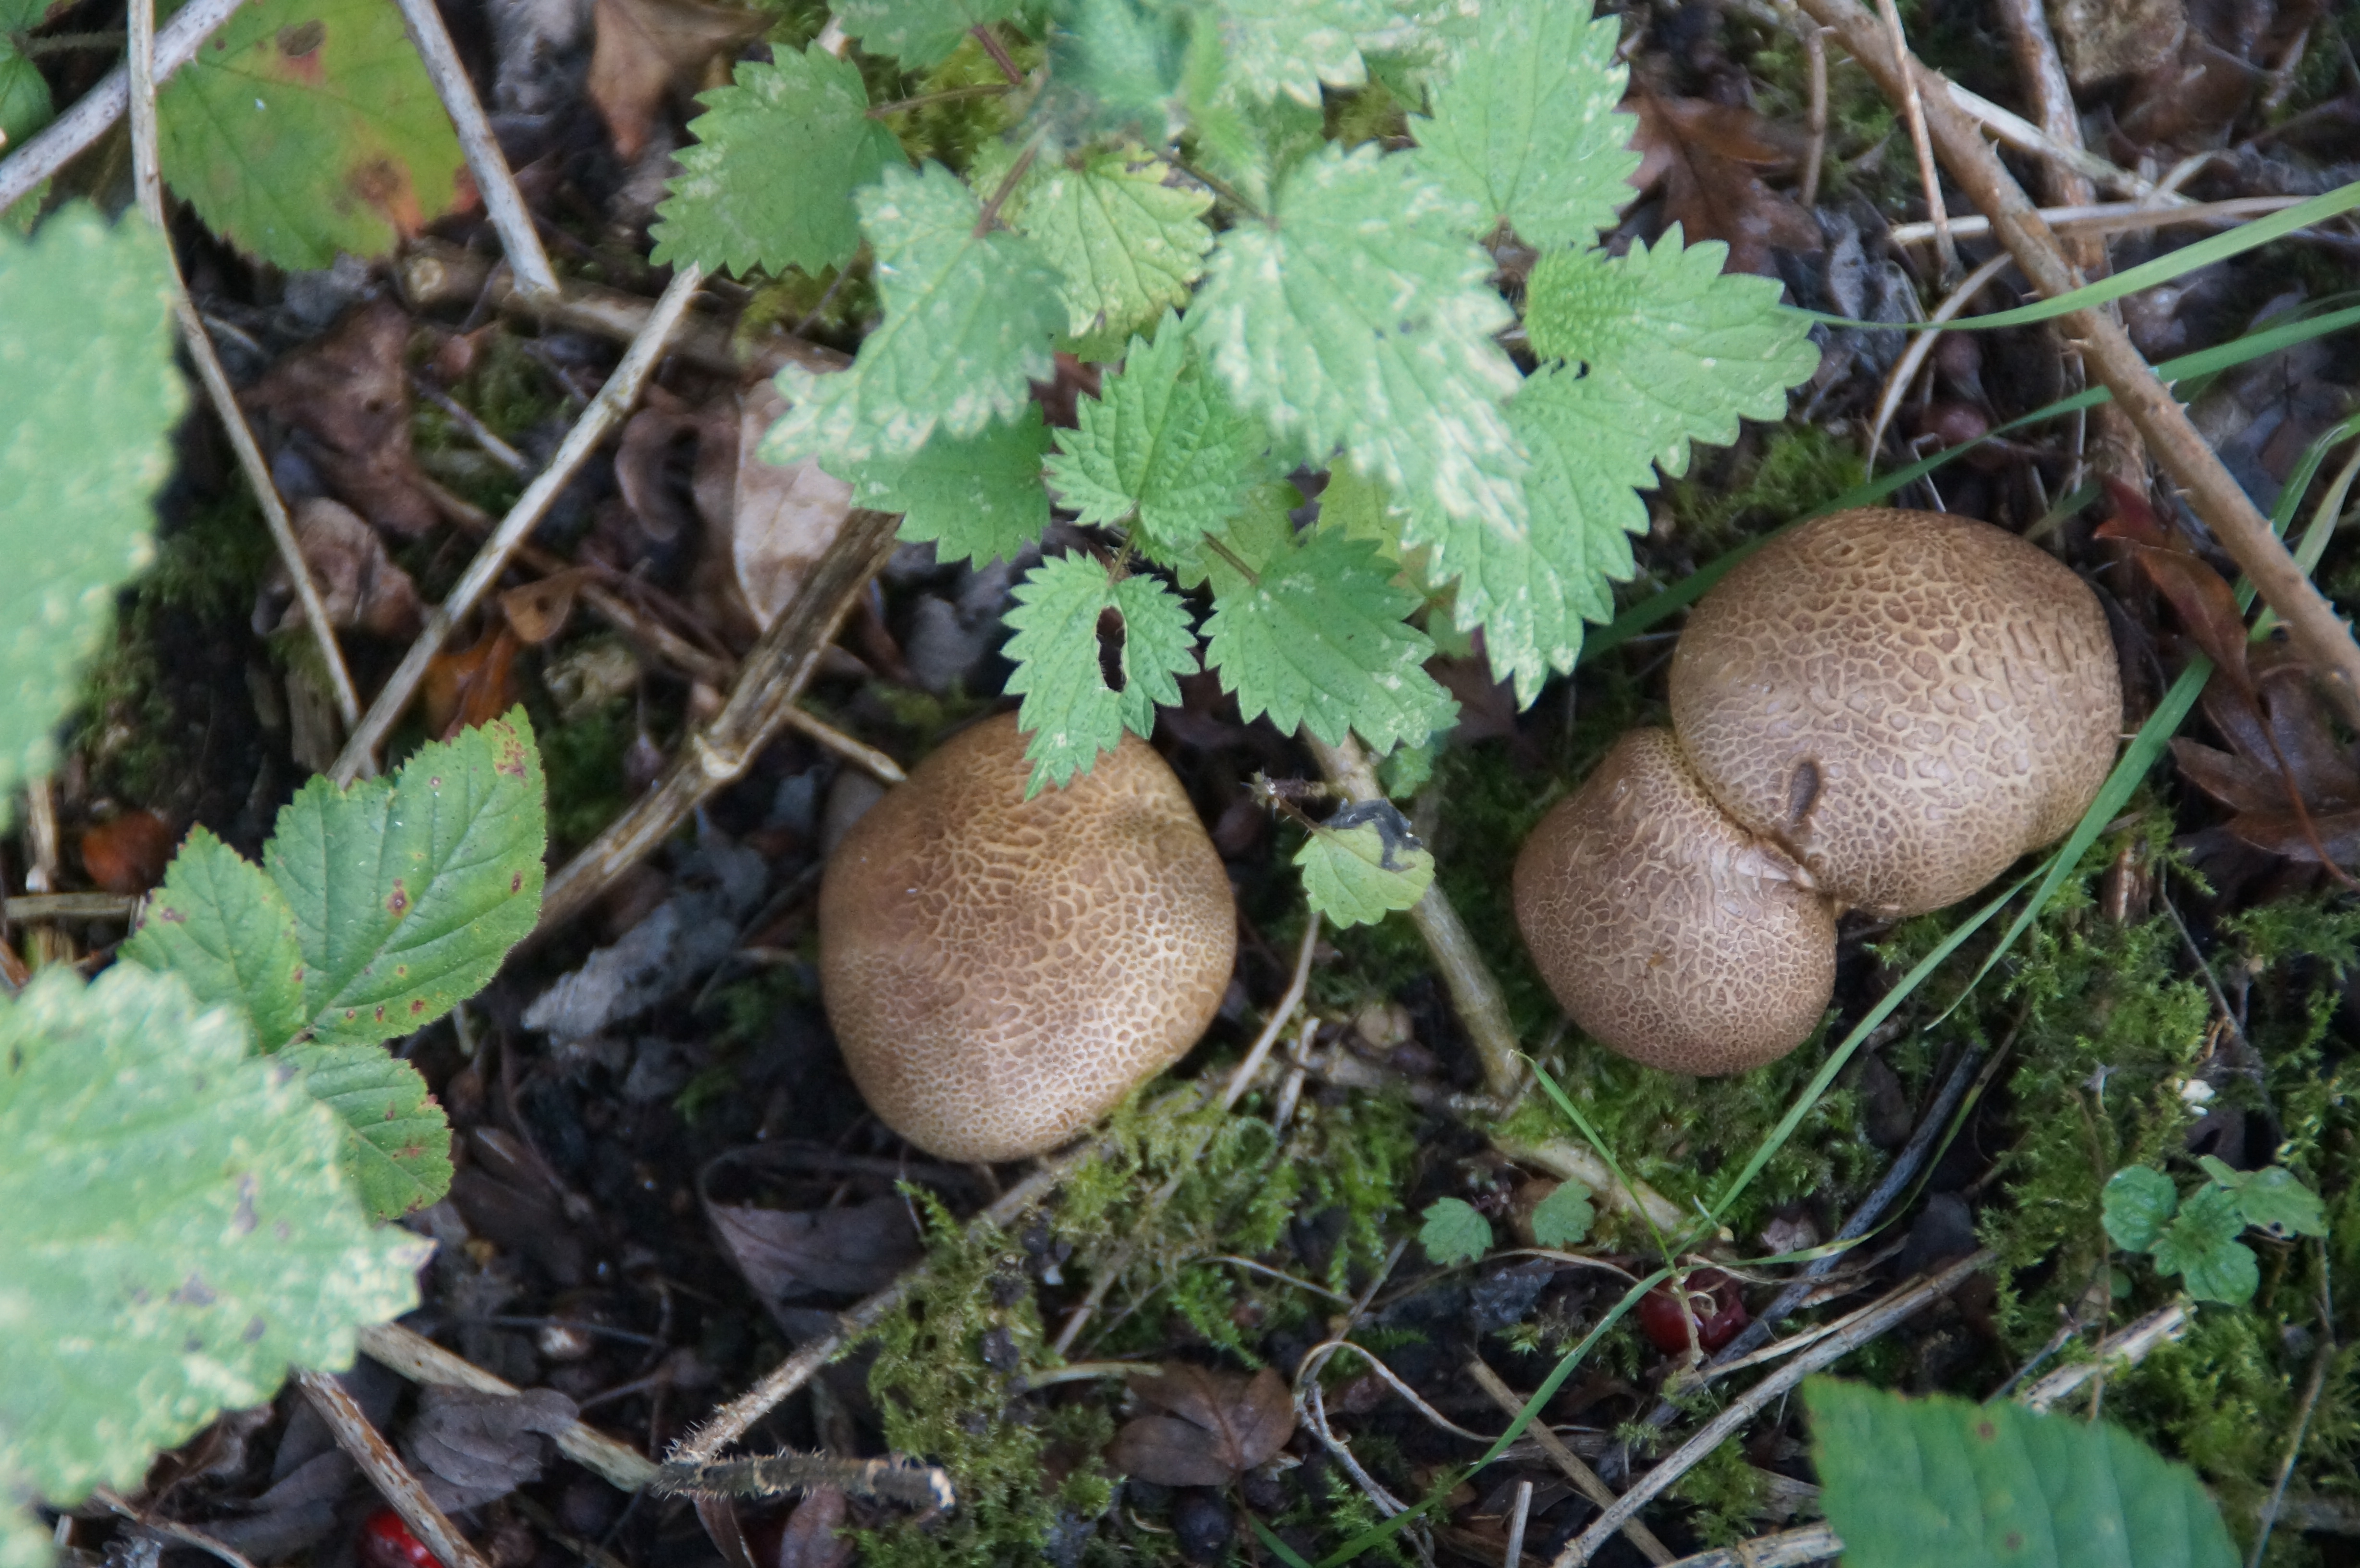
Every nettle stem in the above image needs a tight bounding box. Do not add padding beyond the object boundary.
[867,83,1012,118]
[1202,533,1261,587]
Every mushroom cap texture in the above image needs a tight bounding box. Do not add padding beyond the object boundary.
[819,712,1237,1163]
[1513,728,1837,1075]
[1669,507,2121,917]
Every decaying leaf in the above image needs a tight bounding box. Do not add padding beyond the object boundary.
[267,496,423,638]
[2096,479,2254,700]
[1108,1365,1294,1487]
[500,567,598,645]
[588,0,767,160]
[1626,93,1819,276]
[79,809,177,895]
[675,380,856,640]
[422,624,521,739]
[2173,643,2360,870]
[400,1385,578,1512]
[245,299,441,538]
[707,1194,922,1300]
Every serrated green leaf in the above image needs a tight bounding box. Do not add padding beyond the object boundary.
[1181,34,1328,211]
[1003,554,1198,790]
[853,404,1052,567]
[1408,0,1635,247]
[1208,0,1425,106]
[0,208,184,819]
[1201,526,1456,754]
[0,48,50,155]
[281,1043,453,1221]
[1004,148,1213,340]
[156,0,464,269]
[1177,480,1299,593]
[651,50,904,277]
[266,710,546,1045]
[2150,1183,2255,1303]
[0,966,425,1526]
[1294,799,1433,927]
[1806,1378,2237,1568]
[1418,1197,1491,1265]
[1523,231,1819,480]
[1530,1180,1595,1249]
[1048,0,1188,135]
[2219,1164,2329,1238]
[1047,313,1266,553]
[123,826,309,1052]
[2100,1165,2177,1254]
[832,0,1018,65]
[764,162,1064,467]
[1192,141,1528,546]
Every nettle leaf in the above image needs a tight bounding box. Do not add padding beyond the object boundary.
[856,404,1052,568]
[764,162,1064,467]
[266,710,547,1046]
[1409,0,1636,248]
[1418,1197,1492,1265]
[1002,148,1213,342]
[1050,0,1189,135]
[1183,52,1328,212]
[1523,231,1819,480]
[1193,141,1528,547]
[1806,1378,2238,1568]
[1208,0,1426,106]
[156,0,464,269]
[1003,553,1198,791]
[0,208,184,816]
[651,49,904,277]
[831,0,1017,67]
[2149,1182,2257,1304]
[1047,313,1267,555]
[1294,799,1433,927]
[2100,1165,2178,1254]
[1530,1180,1595,1249]
[282,1043,454,1221]
[1201,525,1456,755]
[0,967,425,1539]
[124,826,309,1051]
[2204,1161,2329,1238]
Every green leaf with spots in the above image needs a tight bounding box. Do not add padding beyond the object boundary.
[853,405,1053,568]
[1002,552,1198,791]
[1206,0,1426,107]
[651,49,905,278]
[0,966,425,1554]
[830,0,1018,66]
[1294,799,1433,927]
[0,207,184,821]
[265,709,547,1045]
[281,1043,453,1220]
[123,825,309,1052]
[1002,147,1213,342]
[157,0,466,269]
[1806,1378,2238,1568]
[764,162,1064,468]
[1418,1197,1491,1265]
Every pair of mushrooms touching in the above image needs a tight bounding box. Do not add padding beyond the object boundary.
[819,508,2121,1159]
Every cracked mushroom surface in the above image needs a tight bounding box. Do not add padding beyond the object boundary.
[1670,507,2122,917]
[819,712,1236,1163]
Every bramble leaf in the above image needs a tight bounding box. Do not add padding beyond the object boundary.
[1002,148,1214,341]
[1201,526,1456,754]
[282,1043,453,1221]
[1047,313,1267,554]
[1003,553,1198,790]
[831,0,1017,66]
[651,49,904,277]
[1207,0,1426,106]
[1523,231,1818,480]
[156,0,465,269]
[1408,0,1636,247]
[764,162,1064,467]
[2149,1183,2256,1304]
[1294,799,1433,927]
[1192,141,1528,545]
[123,826,308,1052]
[2100,1165,2177,1254]
[1530,1180,1595,1249]
[265,710,547,1046]
[1806,1379,2238,1568]
[1418,1197,1492,1265]
[856,405,1053,568]
[0,207,184,818]
[0,966,425,1544]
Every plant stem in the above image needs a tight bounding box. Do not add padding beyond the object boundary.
[868,82,1013,117]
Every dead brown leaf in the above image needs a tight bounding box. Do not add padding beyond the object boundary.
[2172,643,2360,870]
[245,299,441,538]
[588,0,767,160]
[2095,478,2255,702]
[1107,1366,1294,1487]
[80,809,177,895]
[1626,93,1819,276]
[725,380,854,633]
[707,1194,923,1301]
[271,497,424,638]
[500,566,599,644]
[423,623,522,739]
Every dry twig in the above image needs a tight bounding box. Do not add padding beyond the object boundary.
[386,0,557,297]
[2018,1300,2189,1411]
[1659,1524,1842,1567]
[357,1321,658,1489]
[0,0,241,211]
[293,1370,492,1568]
[1466,1360,1674,1565]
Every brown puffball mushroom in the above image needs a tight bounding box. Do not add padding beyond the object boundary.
[819,712,1237,1163]
[1513,729,1838,1075]
[1670,508,2121,917]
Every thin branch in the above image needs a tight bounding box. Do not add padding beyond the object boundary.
[90,1492,262,1568]
[2249,1326,2335,1568]
[1887,193,2314,246]
[0,0,242,212]
[1502,1481,1535,1568]
[1659,1525,1843,1568]
[1794,0,2360,729]
[1220,914,1322,1110]
[1876,0,1958,281]
[969,22,1023,85]
[387,0,558,297]
[867,82,1013,117]
[1,892,139,922]
[294,1371,494,1568]
[329,264,705,784]
[357,1322,658,1490]
[1554,1249,1993,1567]
[125,0,360,730]
[1466,1360,1675,1565]
[1942,81,2176,205]
[1866,251,2012,470]
[1992,0,2097,268]
[2018,1300,2190,1411]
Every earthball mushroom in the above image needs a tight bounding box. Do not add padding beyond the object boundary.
[818,712,1236,1162]
[1515,508,2121,1075]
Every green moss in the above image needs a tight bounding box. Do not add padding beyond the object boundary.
[1663,1436,1767,1548]
[1665,425,1867,562]
[535,699,632,852]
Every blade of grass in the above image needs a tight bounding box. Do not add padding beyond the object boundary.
[1526,1063,1679,1263]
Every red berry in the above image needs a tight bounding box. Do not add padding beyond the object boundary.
[360,1509,445,1568]
[1636,1270,1749,1355]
